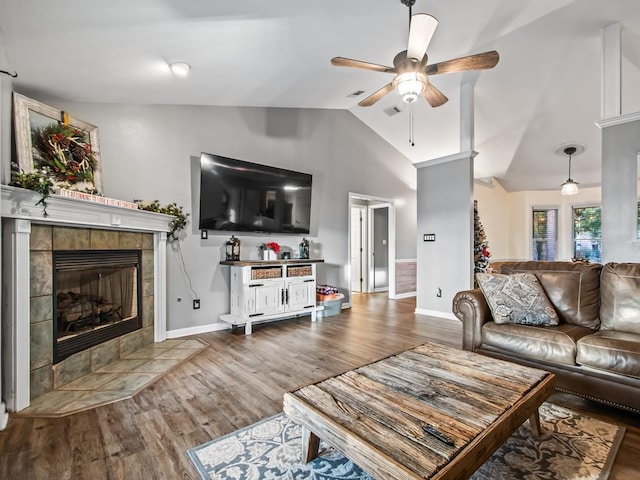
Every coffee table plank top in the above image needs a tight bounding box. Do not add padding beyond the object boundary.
[283,341,555,480]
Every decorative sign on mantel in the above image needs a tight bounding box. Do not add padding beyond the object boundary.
[58,188,138,210]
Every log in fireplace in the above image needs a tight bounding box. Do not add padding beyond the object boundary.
[54,250,142,363]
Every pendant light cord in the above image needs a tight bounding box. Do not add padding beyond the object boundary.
[409,104,415,147]
[567,152,572,180]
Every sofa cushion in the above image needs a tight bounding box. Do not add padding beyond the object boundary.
[599,262,640,334]
[500,261,602,329]
[482,322,594,366]
[577,330,640,379]
[477,273,559,326]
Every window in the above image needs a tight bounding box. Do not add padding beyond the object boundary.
[572,206,601,263]
[532,208,557,260]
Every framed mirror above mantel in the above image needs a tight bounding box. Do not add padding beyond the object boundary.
[13,92,103,194]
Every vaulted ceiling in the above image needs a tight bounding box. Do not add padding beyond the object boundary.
[2,0,640,191]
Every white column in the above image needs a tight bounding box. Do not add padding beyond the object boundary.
[153,232,168,342]
[3,219,31,411]
[460,82,475,152]
[601,22,622,119]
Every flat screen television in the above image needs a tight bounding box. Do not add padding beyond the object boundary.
[199,152,312,234]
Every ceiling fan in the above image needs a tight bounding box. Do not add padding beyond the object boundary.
[331,0,500,108]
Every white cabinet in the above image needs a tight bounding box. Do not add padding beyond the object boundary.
[249,282,284,317]
[221,260,323,334]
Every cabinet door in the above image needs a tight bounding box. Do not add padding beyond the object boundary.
[252,282,284,316]
[286,279,315,311]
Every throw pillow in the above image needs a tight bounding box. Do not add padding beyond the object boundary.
[477,272,559,326]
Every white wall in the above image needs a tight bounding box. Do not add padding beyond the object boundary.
[473,179,510,261]
[601,118,640,262]
[474,181,603,262]
[25,102,417,331]
[415,155,473,317]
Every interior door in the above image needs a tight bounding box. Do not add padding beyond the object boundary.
[350,206,366,292]
[371,206,389,291]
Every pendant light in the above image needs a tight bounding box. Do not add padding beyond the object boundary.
[560,146,579,196]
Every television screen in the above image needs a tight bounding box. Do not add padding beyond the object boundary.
[199,152,312,234]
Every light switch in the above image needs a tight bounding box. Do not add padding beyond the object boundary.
[423,234,436,242]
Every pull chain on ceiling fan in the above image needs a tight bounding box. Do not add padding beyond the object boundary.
[331,0,500,108]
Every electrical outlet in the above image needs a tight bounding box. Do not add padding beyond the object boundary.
[193,299,200,309]
[436,288,442,298]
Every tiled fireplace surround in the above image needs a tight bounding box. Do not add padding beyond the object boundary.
[1,185,172,412]
[29,225,154,400]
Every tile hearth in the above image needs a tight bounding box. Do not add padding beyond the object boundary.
[14,338,207,417]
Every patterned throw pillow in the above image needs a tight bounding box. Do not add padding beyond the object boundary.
[476,272,559,326]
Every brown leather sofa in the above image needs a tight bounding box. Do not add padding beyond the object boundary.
[452,261,640,413]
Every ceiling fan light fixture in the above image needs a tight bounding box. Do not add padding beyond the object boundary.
[393,72,426,103]
[169,62,190,76]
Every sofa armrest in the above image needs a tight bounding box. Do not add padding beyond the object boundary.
[452,289,492,352]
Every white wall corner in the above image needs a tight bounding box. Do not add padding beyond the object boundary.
[601,22,622,120]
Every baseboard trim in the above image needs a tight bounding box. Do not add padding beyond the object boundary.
[167,322,229,339]
[393,291,416,299]
[0,402,8,430]
[414,308,457,321]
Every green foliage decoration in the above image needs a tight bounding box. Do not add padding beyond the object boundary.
[10,163,54,216]
[137,200,189,240]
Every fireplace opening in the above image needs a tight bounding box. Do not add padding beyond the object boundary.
[53,250,142,363]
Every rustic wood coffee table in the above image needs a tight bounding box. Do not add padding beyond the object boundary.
[283,341,555,480]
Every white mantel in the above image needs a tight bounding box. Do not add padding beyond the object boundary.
[1,185,172,412]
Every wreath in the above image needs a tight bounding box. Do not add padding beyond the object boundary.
[31,123,97,188]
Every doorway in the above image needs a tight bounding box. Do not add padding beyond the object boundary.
[348,193,396,301]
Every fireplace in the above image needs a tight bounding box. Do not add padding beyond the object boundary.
[54,250,143,363]
[1,185,171,412]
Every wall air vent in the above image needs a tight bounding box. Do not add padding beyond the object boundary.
[347,90,365,98]
[383,106,402,117]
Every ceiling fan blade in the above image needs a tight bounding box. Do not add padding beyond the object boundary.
[426,50,500,76]
[331,57,396,74]
[358,83,394,107]
[407,14,438,62]
[422,83,448,108]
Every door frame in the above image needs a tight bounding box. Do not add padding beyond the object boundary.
[347,193,396,301]
[368,203,390,292]
[350,204,367,293]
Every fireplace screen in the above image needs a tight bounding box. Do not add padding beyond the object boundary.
[54,250,142,363]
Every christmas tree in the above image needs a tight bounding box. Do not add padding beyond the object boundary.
[474,200,491,273]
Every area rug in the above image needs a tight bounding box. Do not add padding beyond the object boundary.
[188,403,625,480]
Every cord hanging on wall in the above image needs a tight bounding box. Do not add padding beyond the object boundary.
[0,68,18,78]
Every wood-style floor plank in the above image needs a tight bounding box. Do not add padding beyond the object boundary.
[0,293,638,479]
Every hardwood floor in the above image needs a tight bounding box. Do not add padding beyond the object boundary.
[1,293,638,479]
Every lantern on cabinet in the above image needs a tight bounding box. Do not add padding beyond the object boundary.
[225,235,241,261]
[299,237,310,259]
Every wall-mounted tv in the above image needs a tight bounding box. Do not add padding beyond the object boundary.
[199,152,312,234]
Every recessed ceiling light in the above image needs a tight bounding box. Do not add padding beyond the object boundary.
[169,62,190,76]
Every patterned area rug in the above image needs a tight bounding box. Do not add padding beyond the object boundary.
[188,403,625,480]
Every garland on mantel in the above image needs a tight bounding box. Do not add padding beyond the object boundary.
[9,163,189,239]
[9,166,54,216]
[136,200,189,241]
